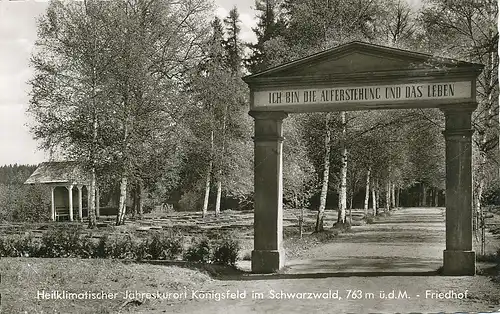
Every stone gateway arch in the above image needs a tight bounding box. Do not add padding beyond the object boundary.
[242,42,484,275]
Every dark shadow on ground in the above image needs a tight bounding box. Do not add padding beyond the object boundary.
[216,270,441,281]
[129,260,441,281]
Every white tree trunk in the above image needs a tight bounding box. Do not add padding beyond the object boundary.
[87,107,98,228]
[95,185,100,219]
[202,130,214,217]
[215,178,222,217]
[385,181,391,211]
[371,180,377,216]
[214,105,228,217]
[316,113,331,232]
[116,176,128,225]
[88,167,97,228]
[337,111,348,224]
[132,184,137,218]
[138,180,144,219]
[391,183,396,209]
[396,187,400,208]
[116,109,129,226]
[364,167,371,216]
[87,7,98,228]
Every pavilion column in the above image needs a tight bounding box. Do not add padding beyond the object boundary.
[77,185,83,222]
[67,184,74,222]
[50,186,55,221]
[249,111,288,273]
[441,104,476,275]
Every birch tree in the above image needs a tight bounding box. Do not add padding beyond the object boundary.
[421,0,499,217]
[29,0,115,228]
[29,0,212,226]
[104,0,210,225]
[188,12,252,217]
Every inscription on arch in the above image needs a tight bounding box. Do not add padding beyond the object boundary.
[255,81,472,110]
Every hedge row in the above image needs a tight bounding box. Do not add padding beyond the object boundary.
[0,228,240,266]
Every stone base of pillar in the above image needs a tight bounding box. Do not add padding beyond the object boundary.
[443,250,475,276]
[251,249,285,273]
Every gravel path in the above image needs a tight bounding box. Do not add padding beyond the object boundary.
[150,207,500,314]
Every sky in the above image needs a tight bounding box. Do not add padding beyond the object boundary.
[0,0,257,166]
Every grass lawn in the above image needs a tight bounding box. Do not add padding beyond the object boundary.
[0,209,368,313]
[0,258,213,314]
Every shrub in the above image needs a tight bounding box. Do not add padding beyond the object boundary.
[184,237,211,263]
[107,235,136,259]
[23,233,41,257]
[148,233,165,260]
[94,234,108,258]
[146,232,183,260]
[332,221,352,232]
[0,229,188,261]
[77,234,96,259]
[212,238,240,266]
[38,227,85,258]
[134,237,149,261]
[313,230,339,243]
[38,229,100,259]
[1,185,51,223]
[482,179,500,205]
[379,211,391,217]
[0,233,39,257]
[477,253,499,263]
[65,228,85,257]
[178,190,202,212]
[365,214,375,224]
[39,229,67,257]
[479,248,500,264]
[164,235,183,259]
[0,235,17,257]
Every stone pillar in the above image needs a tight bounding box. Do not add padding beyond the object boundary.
[77,185,83,222]
[441,104,476,275]
[249,111,288,273]
[50,186,55,221]
[67,184,74,222]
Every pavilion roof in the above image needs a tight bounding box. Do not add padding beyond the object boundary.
[24,161,91,186]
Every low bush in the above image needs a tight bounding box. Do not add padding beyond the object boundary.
[483,179,500,206]
[378,211,391,217]
[332,221,352,232]
[0,228,238,266]
[0,184,51,223]
[313,230,339,243]
[38,227,87,258]
[0,233,39,257]
[146,232,183,260]
[365,214,376,224]
[0,235,17,256]
[0,229,185,261]
[94,234,108,258]
[212,238,240,266]
[107,234,136,259]
[183,237,211,263]
[476,252,500,263]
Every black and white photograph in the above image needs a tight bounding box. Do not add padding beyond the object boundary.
[0,0,499,313]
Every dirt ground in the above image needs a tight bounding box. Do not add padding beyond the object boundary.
[155,207,500,314]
